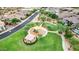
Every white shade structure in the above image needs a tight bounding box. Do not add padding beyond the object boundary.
[24,34,37,44]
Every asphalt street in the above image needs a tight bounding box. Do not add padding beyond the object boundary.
[0,12,39,39]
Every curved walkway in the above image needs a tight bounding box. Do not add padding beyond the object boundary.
[60,34,73,51]
[0,11,39,39]
[60,34,69,51]
[48,31,73,51]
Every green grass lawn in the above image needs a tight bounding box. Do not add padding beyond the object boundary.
[0,22,63,51]
[43,22,58,31]
[43,22,66,31]
[68,37,79,51]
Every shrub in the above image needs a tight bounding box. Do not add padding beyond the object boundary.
[31,9,37,13]
[39,14,46,22]
[65,30,73,38]
[40,8,46,14]
[4,19,12,25]
[67,21,73,26]
[58,30,63,34]
[58,20,65,25]
[47,12,58,19]
[39,8,58,19]
[11,18,20,24]
[26,12,32,17]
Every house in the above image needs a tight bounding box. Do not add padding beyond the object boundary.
[63,16,79,36]
[63,16,79,24]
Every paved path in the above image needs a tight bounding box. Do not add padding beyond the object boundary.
[60,34,73,51]
[0,11,39,39]
[48,31,73,51]
[60,34,68,51]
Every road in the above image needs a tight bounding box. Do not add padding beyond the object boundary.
[0,11,39,39]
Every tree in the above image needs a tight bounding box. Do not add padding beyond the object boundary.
[39,8,46,14]
[65,27,73,38]
[58,20,65,25]
[31,9,37,13]
[39,14,46,22]
[58,23,67,34]
[47,12,58,19]
[67,21,73,26]
[11,18,20,24]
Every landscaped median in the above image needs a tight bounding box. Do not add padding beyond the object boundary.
[0,22,63,51]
